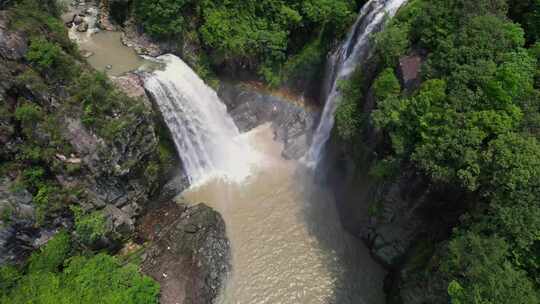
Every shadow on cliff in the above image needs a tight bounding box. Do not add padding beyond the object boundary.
[296,165,387,304]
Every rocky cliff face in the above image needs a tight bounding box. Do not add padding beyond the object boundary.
[139,201,230,304]
[0,8,186,264]
[218,82,316,159]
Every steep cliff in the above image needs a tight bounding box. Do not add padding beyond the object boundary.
[0,2,184,264]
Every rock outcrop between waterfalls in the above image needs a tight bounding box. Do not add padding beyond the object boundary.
[218,83,316,160]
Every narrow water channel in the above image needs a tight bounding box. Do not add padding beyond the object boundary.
[183,125,386,304]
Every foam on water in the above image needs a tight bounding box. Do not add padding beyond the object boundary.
[144,54,259,185]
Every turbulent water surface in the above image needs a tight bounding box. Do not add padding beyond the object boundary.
[183,125,386,304]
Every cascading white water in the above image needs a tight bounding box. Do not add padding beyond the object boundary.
[144,54,257,185]
[305,0,408,166]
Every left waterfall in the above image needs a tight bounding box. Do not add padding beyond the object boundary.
[144,54,256,185]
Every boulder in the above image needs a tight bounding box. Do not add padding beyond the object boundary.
[141,203,230,304]
[76,21,89,32]
[73,14,84,26]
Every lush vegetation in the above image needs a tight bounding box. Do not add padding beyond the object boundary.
[0,232,159,304]
[1,1,164,302]
[132,0,364,85]
[335,0,540,302]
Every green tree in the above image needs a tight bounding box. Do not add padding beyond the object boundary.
[443,232,539,304]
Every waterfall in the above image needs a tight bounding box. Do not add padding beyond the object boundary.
[144,54,257,185]
[305,0,408,166]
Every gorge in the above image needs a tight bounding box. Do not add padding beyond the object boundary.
[2,0,540,304]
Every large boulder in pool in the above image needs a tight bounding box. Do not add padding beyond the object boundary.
[140,203,230,304]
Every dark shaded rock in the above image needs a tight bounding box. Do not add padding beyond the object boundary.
[72,14,84,26]
[218,82,316,159]
[141,203,230,304]
[0,11,27,61]
[0,178,70,265]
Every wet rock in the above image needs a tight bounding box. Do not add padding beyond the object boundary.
[218,83,316,159]
[0,11,28,61]
[158,170,190,203]
[0,178,70,265]
[73,14,84,26]
[141,203,230,304]
[76,21,89,32]
[80,50,94,58]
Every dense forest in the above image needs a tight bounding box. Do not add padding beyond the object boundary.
[335,0,540,303]
[128,0,366,86]
[0,0,539,303]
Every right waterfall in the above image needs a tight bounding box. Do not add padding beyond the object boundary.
[305,0,408,166]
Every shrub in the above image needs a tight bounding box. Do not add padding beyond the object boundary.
[335,68,364,140]
[374,22,410,68]
[28,231,71,273]
[71,206,107,245]
[373,68,401,101]
[26,38,62,70]
[14,101,42,124]
[3,250,160,304]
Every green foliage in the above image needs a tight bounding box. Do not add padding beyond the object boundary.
[71,206,107,245]
[14,101,42,124]
[369,157,400,180]
[374,22,411,68]
[11,0,76,54]
[373,68,401,101]
[335,68,364,140]
[28,231,71,273]
[0,265,21,297]
[509,0,540,44]
[1,234,159,304]
[364,0,540,300]
[133,0,186,38]
[442,232,539,304]
[335,99,361,141]
[282,36,326,86]
[133,0,358,84]
[26,38,62,70]
[21,166,45,189]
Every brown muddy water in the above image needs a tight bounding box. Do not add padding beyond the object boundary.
[182,124,386,304]
[77,31,146,76]
[62,1,146,76]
